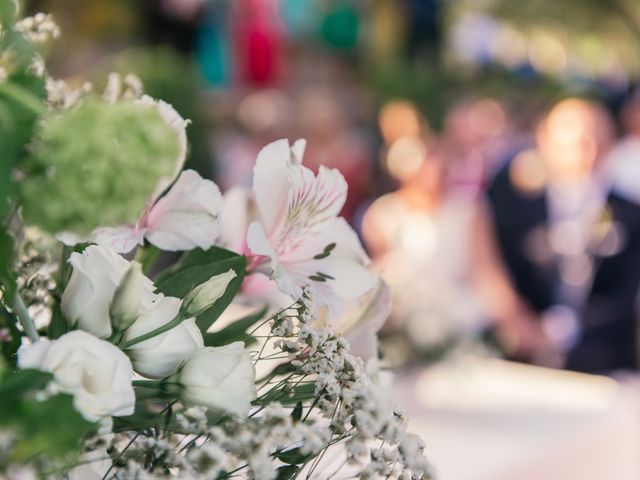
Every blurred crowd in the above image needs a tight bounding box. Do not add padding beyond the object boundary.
[365,95,640,375]
[32,0,640,375]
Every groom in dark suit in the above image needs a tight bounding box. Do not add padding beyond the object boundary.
[486,99,640,373]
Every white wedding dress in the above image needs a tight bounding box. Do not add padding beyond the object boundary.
[369,194,486,350]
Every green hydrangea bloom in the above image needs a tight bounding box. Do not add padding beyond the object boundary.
[19,97,182,236]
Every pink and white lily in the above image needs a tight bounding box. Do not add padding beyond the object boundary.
[245,139,378,315]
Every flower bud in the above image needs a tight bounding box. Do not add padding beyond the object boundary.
[110,261,143,332]
[181,269,236,318]
[178,343,256,415]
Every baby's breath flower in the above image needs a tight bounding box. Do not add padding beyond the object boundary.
[14,13,60,44]
[46,78,92,109]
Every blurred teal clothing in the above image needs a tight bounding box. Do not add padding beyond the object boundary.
[197,6,230,87]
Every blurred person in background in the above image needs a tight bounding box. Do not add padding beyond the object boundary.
[441,98,513,199]
[606,89,640,206]
[480,98,640,373]
[363,136,486,364]
[231,0,284,87]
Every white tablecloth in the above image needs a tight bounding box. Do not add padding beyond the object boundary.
[393,358,640,480]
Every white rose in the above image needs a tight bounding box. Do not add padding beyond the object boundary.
[178,343,256,415]
[124,295,204,379]
[61,245,155,338]
[17,331,135,421]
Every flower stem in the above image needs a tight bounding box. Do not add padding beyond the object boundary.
[57,244,73,290]
[134,245,160,275]
[121,311,184,349]
[0,81,46,115]
[14,292,39,343]
[132,380,165,389]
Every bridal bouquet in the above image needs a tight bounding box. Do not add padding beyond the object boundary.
[0,3,430,479]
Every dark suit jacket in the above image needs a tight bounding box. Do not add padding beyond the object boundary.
[487,163,640,373]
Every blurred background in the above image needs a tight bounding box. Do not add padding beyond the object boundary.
[26,0,640,478]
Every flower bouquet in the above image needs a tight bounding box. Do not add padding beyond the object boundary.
[0,3,430,479]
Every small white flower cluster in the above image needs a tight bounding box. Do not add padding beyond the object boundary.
[15,238,56,312]
[204,405,332,480]
[14,13,60,44]
[269,290,432,479]
[46,71,142,111]
[174,406,209,433]
[84,289,429,479]
[45,78,92,109]
[100,403,331,480]
[103,72,144,104]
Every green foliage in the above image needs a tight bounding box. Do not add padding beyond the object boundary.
[274,447,313,465]
[155,247,247,334]
[0,0,47,219]
[256,362,297,385]
[46,303,69,340]
[0,305,20,365]
[449,0,640,78]
[275,465,301,479]
[0,368,93,465]
[291,401,303,423]
[0,0,14,27]
[203,305,267,348]
[254,383,316,407]
[113,398,225,434]
[18,97,181,235]
[0,70,46,218]
[0,228,16,301]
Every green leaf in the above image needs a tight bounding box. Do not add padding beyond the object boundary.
[256,362,297,384]
[156,246,239,280]
[0,305,20,366]
[0,68,46,220]
[254,383,316,406]
[0,228,16,301]
[275,447,313,465]
[155,247,246,333]
[275,464,301,479]
[203,305,267,347]
[291,401,303,423]
[112,405,162,433]
[46,303,69,340]
[0,368,51,397]
[114,398,226,434]
[0,0,17,29]
[0,368,94,461]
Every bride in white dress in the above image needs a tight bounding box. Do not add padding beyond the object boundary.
[363,138,487,362]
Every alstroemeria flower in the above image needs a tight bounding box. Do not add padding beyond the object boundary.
[62,96,222,254]
[246,139,377,315]
[319,279,391,370]
[92,169,222,253]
